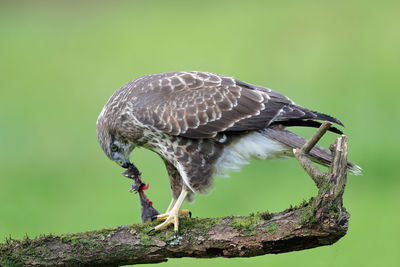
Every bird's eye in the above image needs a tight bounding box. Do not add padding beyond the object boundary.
[110,144,119,152]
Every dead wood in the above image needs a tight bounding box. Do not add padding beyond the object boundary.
[0,121,350,266]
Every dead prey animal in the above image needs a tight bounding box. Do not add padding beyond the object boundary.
[123,163,159,222]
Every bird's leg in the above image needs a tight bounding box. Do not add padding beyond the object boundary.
[149,187,191,234]
[151,198,175,222]
[152,197,191,222]
[165,198,177,213]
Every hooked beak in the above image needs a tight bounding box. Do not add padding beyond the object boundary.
[121,162,131,169]
[117,159,132,169]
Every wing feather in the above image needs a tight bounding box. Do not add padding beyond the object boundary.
[127,71,342,138]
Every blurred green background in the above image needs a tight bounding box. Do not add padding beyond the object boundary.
[1,0,399,266]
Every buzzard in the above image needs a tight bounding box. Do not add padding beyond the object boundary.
[96,71,360,233]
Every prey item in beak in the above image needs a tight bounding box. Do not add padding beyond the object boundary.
[122,164,160,222]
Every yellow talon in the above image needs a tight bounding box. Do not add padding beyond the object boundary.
[149,188,189,233]
[154,209,191,222]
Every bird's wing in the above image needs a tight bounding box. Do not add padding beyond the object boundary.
[128,71,342,138]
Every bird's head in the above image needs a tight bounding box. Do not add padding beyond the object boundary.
[106,138,134,168]
[96,115,134,169]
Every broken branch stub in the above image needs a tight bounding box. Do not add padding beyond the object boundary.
[294,122,350,230]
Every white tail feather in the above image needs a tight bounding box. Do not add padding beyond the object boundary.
[213,132,287,177]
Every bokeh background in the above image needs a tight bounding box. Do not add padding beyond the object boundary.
[1,0,399,266]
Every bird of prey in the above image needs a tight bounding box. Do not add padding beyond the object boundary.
[96,71,360,233]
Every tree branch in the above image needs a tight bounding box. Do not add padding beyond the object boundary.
[0,122,350,266]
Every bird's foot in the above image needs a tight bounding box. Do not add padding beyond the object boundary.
[152,209,191,222]
[149,209,191,234]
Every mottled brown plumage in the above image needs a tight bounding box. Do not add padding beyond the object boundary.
[96,71,360,232]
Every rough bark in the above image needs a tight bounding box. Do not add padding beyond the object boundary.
[0,122,350,266]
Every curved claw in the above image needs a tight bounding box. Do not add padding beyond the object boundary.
[149,188,189,233]
[149,209,191,233]
[152,209,191,222]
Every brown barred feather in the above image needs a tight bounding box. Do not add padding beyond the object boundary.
[128,71,342,139]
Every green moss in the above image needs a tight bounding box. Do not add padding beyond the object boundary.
[130,221,157,233]
[138,232,153,246]
[156,230,175,242]
[0,237,52,267]
[328,205,339,217]
[265,222,279,234]
[0,243,25,267]
[59,231,106,251]
[0,225,160,265]
[299,206,317,225]
[231,217,252,230]
[0,257,24,267]
[135,217,224,241]
[60,234,80,246]
[94,227,117,236]
[286,197,315,212]
[230,213,264,236]
[180,217,222,237]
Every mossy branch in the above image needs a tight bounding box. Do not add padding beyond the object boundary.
[0,122,350,266]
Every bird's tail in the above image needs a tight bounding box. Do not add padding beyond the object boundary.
[261,127,362,175]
